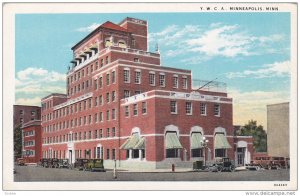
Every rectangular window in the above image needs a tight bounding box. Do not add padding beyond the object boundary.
[191,149,203,157]
[149,73,155,86]
[159,73,165,87]
[100,59,104,67]
[106,93,110,103]
[99,129,103,138]
[94,97,98,106]
[107,149,110,159]
[132,149,139,159]
[112,109,116,120]
[94,130,98,139]
[94,79,98,90]
[124,69,130,83]
[94,113,98,123]
[112,91,116,102]
[173,76,178,88]
[106,110,110,121]
[170,101,177,114]
[106,56,109,64]
[89,131,92,139]
[200,103,207,116]
[142,102,147,114]
[112,149,116,160]
[135,71,141,84]
[214,104,220,116]
[112,71,116,83]
[166,149,179,158]
[133,104,138,116]
[106,128,110,138]
[124,90,130,98]
[134,58,139,62]
[182,77,188,89]
[112,127,116,137]
[215,149,226,157]
[125,106,129,117]
[99,95,103,105]
[99,76,103,88]
[99,112,103,122]
[106,73,110,85]
[186,102,192,115]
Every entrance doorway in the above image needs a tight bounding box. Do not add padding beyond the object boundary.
[237,147,246,166]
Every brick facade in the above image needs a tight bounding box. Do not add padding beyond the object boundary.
[41,17,253,169]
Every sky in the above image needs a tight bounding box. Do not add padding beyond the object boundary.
[15,13,291,129]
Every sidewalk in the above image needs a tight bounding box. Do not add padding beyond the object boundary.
[111,168,196,173]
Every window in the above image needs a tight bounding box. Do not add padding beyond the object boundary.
[106,56,109,64]
[84,132,87,140]
[112,109,116,120]
[124,69,130,83]
[186,102,192,115]
[94,97,98,106]
[100,59,104,67]
[170,101,177,114]
[31,111,36,116]
[159,73,165,87]
[106,93,110,103]
[99,76,103,88]
[86,80,89,88]
[133,104,138,116]
[99,95,103,105]
[132,149,139,159]
[142,102,147,114]
[89,115,92,124]
[215,149,226,158]
[200,103,207,116]
[134,58,139,62]
[191,149,203,157]
[173,76,178,88]
[124,90,130,98]
[95,61,98,70]
[112,71,116,83]
[107,149,110,159]
[112,149,116,160]
[106,110,110,121]
[112,91,116,102]
[182,77,188,89]
[99,112,103,122]
[89,131,92,140]
[135,71,141,84]
[112,127,116,137]
[118,41,126,48]
[125,106,129,117]
[106,128,110,138]
[214,104,220,116]
[149,73,155,86]
[99,129,103,138]
[106,73,110,85]
[94,79,98,90]
[166,149,179,158]
[94,113,98,123]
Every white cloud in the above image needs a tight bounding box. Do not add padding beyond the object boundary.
[149,23,286,63]
[226,60,291,79]
[76,23,100,32]
[228,89,290,128]
[15,67,66,104]
[15,97,42,106]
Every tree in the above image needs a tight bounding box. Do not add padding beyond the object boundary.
[14,124,23,160]
[236,120,267,152]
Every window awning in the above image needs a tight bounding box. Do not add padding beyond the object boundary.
[134,137,145,149]
[214,133,232,149]
[191,132,203,149]
[120,134,139,150]
[165,132,183,149]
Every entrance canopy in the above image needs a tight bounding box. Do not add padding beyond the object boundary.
[165,132,183,149]
[214,133,232,149]
[191,132,203,149]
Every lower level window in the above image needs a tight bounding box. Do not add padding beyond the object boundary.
[191,149,203,157]
[166,149,179,158]
[215,149,226,157]
[141,149,145,159]
[132,149,139,159]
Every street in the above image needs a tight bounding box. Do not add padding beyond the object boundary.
[14,165,290,181]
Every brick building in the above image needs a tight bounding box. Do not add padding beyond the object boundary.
[13,105,41,128]
[21,120,42,164]
[41,17,253,169]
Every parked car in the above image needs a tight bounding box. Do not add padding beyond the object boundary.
[17,158,25,166]
[86,159,105,172]
[74,159,89,170]
[208,163,222,172]
[58,159,70,169]
[41,158,49,168]
[208,158,235,172]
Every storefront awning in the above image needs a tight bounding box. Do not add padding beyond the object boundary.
[165,132,183,149]
[134,137,145,149]
[214,133,232,149]
[191,132,203,149]
[120,134,139,150]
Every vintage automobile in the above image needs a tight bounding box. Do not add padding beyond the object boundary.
[86,159,105,172]
[41,158,49,168]
[58,159,70,169]
[208,158,235,172]
[252,156,288,170]
[16,158,25,166]
[74,159,89,170]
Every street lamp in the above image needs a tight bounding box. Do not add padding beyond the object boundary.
[202,137,209,167]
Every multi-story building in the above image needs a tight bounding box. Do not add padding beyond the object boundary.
[21,120,42,164]
[13,105,41,128]
[267,102,289,158]
[41,17,253,169]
